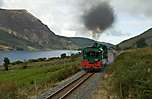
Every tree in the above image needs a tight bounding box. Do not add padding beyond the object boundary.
[3,57,10,71]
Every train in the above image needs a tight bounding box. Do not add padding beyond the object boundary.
[80,42,108,72]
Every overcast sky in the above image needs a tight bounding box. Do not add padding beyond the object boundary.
[1,0,152,44]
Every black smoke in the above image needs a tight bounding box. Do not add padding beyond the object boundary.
[83,2,115,33]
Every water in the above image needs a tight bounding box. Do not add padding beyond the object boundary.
[0,50,79,65]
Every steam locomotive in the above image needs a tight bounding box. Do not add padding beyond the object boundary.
[81,43,108,71]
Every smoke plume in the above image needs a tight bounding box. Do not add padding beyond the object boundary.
[82,2,115,39]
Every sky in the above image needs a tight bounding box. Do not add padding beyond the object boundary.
[1,0,152,44]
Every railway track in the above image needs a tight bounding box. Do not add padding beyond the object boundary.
[46,73,94,99]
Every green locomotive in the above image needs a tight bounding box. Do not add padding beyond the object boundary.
[81,43,108,71]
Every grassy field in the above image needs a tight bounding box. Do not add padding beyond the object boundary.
[0,56,81,99]
[92,48,152,99]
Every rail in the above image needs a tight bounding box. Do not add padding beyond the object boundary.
[46,73,94,99]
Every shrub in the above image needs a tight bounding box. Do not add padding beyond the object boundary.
[37,58,47,61]
[28,58,47,63]
[60,53,66,58]
[47,57,59,61]
[22,65,27,69]
[11,60,23,65]
[136,38,148,48]
[28,59,39,62]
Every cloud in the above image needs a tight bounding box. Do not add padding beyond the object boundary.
[103,28,130,36]
[111,0,152,17]
[0,0,3,7]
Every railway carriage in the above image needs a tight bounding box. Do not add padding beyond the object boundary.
[81,43,108,71]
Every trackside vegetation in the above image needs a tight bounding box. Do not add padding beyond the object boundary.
[0,56,81,99]
[92,48,152,99]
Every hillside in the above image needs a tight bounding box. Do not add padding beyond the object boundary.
[0,29,43,50]
[118,28,152,49]
[69,37,114,48]
[0,9,112,51]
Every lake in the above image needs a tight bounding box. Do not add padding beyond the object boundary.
[0,50,79,65]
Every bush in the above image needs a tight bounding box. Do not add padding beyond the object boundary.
[22,65,27,69]
[47,57,60,61]
[28,59,38,62]
[37,58,47,61]
[28,58,47,63]
[60,53,66,58]
[136,38,148,48]
[11,60,23,65]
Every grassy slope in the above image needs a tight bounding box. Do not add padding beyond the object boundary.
[69,37,114,48]
[0,56,81,98]
[0,29,42,50]
[118,28,152,49]
[92,48,152,99]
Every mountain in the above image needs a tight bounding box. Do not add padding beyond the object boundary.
[118,28,152,50]
[69,37,113,48]
[0,9,113,51]
[0,8,66,50]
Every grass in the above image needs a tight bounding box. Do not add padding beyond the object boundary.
[0,56,81,99]
[92,48,152,99]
